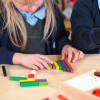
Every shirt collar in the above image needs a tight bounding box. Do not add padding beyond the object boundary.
[18,2,46,20]
[34,5,45,19]
[98,0,100,10]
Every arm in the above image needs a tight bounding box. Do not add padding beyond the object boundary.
[54,4,71,53]
[0,14,15,64]
[0,47,15,64]
[0,11,53,70]
[71,0,100,51]
[54,4,84,62]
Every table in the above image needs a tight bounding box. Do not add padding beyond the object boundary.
[0,54,100,100]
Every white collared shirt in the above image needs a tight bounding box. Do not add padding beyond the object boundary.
[98,0,100,9]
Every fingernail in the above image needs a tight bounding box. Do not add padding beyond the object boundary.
[68,61,70,63]
[72,61,75,63]
[48,67,50,70]
[51,62,53,64]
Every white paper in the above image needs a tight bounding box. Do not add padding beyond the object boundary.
[65,74,100,91]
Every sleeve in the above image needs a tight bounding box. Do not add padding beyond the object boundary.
[71,0,100,51]
[0,14,15,64]
[54,4,72,53]
[0,47,15,64]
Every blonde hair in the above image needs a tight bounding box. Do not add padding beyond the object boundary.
[1,0,56,50]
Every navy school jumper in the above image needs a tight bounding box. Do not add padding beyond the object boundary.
[71,0,100,54]
[0,4,71,64]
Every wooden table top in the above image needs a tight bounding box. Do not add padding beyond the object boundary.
[0,54,100,100]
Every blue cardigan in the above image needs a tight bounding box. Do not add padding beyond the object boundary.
[0,4,71,64]
[71,0,100,54]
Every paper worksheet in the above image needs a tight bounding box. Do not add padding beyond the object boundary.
[65,74,100,91]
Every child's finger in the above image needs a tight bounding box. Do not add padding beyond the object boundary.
[39,55,53,64]
[67,51,73,63]
[78,51,85,59]
[72,52,79,63]
[33,61,44,70]
[37,58,50,70]
[61,52,66,59]
[31,65,39,71]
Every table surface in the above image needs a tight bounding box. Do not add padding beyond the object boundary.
[0,54,100,100]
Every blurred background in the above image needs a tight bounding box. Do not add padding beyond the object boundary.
[55,0,77,33]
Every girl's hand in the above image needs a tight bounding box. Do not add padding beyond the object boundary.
[61,45,84,63]
[13,53,53,70]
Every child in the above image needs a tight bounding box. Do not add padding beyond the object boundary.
[71,0,100,54]
[0,0,84,70]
